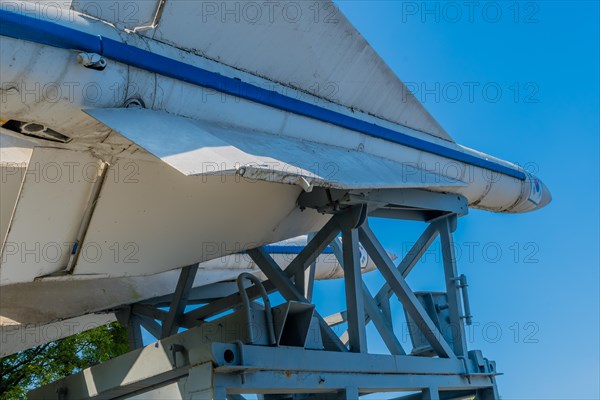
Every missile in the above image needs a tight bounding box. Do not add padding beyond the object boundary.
[0,0,550,353]
[0,2,550,216]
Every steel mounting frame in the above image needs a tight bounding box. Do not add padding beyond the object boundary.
[30,189,499,400]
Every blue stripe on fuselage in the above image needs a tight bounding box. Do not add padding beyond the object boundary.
[0,9,525,180]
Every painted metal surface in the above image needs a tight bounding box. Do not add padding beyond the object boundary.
[29,342,497,399]
[0,234,379,356]
[69,0,452,141]
[0,313,116,357]
[1,6,525,179]
[87,108,467,190]
[27,213,499,399]
[0,134,32,245]
[0,30,550,213]
[0,244,355,318]
[1,148,101,284]
[0,0,550,361]
[0,7,550,210]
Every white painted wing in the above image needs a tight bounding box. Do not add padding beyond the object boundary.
[87,108,464,190]
[0,147,103,285]
[0,133,33,245]
[71,0,451,141]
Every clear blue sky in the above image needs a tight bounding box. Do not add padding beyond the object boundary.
[316,1,599,398]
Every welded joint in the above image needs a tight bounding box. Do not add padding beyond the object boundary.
[336,204,368,231]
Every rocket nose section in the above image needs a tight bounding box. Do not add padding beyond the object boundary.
[509,174,552,213]
[537,180,552,210]
[528,174,552,212]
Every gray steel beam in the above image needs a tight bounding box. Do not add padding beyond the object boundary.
[247,247,348,352]
[181,280,276,327]
[422,387,440,400]
[340,227,367,353]
[325,311,347,327]
[29,333,494,400]
[218,371,495,395]
[137,315,162,341]
[349,189,468,216]
[141,281,241,306]
[29,203,502,400]
[211,342,477,375]
[183,215,341,326]
[361,282,406,355]
[306,233,317,302]
[358,224,455,359]
[375,221,440,305]
[391,390,476,400]
[368,208,448,222]
[378,295,393,328]
[439,216,468,358]
[162,264,199,338]
[331,238,406,355]
[294,263,306,296]
[283,214,345,278]
[306,261,316,301]
[131,304,168,322]
[337,386,359,400]
[127,315,143,351]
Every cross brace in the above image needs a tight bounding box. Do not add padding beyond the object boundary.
[44,190,498,399]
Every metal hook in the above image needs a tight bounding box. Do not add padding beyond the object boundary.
[236,272,276,345]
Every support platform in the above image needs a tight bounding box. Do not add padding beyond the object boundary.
[29,189,499,400]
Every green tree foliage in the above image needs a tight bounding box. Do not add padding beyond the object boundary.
[0,322,129,399]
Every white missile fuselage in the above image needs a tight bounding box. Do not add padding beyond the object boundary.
[0,0,551,348]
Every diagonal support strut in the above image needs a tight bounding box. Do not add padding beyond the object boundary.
[358,224,455,359]
[183,214,342,326]
[247,246,348,352]
[161,263,199,338]
[330,238,406,355]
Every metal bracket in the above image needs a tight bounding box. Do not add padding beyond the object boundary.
[169,344,187,368]
[452,274,473,325]
[298,188,468,222]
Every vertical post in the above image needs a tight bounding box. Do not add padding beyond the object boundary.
[305,233,317,301]
[341,227,367,353]
[186,362,224,399]
[422,387,440,400]
[127,315,143,350]
[439,215,468,357]
[162,263,199,338]
[338,386,359,400]
[332,238,405,355]
[137,316,162,341]
[294,266,306,296]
